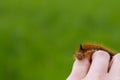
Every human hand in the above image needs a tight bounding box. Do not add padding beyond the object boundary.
[67,50,120,80]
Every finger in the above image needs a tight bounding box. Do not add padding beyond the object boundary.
[86,50,110,79]
[67,58,90,80]
[109,54,120,79]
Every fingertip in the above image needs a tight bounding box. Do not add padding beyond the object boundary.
[92,50,110,60]
[75,59,90,66]
[113,53,120,59]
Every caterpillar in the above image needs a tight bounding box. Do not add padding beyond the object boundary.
[74,43,115,60]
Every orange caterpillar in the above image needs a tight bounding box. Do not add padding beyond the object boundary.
[74,43,115,60]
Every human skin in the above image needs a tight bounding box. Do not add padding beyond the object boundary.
[67,50,120,80]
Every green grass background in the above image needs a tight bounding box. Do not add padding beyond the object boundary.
[0,0,120,80]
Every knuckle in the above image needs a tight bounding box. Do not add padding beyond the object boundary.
[113,53,120,62]
[93,50,110,59]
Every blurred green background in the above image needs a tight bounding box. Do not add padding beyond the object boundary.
[0,0,120,80]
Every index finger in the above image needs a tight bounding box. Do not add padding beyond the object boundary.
[67,58,90,80]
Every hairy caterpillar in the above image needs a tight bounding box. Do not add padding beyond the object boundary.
[74,43,115,60]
